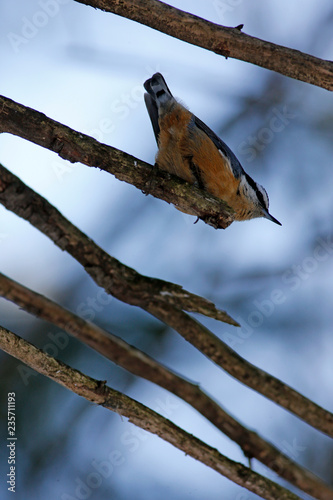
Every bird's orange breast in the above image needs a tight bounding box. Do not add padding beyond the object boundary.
[157,104,239,193]
[156,103,249,217]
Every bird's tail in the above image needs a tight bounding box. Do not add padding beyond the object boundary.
[144,73,173,106]
[144,73,174,143]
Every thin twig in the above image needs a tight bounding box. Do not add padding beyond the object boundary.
[0,325,302,500]
[0,272,331,499]
[0,164,332,438]
[0,94,234,230]
[74,0,333,91]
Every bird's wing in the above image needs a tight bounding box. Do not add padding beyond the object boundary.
[193,115,245,179]
[144,93,160,144]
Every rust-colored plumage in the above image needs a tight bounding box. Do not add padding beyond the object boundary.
[144,73,281,225]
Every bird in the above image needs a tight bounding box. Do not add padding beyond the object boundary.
[144,73,281,226]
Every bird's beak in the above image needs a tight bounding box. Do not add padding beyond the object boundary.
[262,209,282,226]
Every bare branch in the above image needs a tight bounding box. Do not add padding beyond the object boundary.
[74,0,333,91]
[0,164,332,438]
[0,163,236,325]
[0,273,331,499]
[0,94,234,229]
[148,301,333,439]
[0,325,303,500]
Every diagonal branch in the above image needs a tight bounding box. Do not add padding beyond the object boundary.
[0,325,302,500]
[0,273,330,499]
[74,0,333,91]
[0,164,332,438]
[148,301,333,439]
[0,162,236,325]
[0,94,234,229]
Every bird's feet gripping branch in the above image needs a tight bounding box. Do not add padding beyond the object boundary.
[144,73,281,227]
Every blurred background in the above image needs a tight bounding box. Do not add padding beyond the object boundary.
[0,1,333,498]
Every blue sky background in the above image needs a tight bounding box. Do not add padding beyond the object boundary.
[0,1,333,499]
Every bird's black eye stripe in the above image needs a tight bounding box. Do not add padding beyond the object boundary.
[156,90,165,98]
[244,173,267,208]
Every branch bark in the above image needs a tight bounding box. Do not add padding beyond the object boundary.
[0,161,235,325]
[0,325,303,500]
[1,3,331,497]
[0,164,332,439]
[0,94,234,229]
[0,273,331,499]
[74,0,333,91]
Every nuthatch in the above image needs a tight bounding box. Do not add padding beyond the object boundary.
[144,73,281,225]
